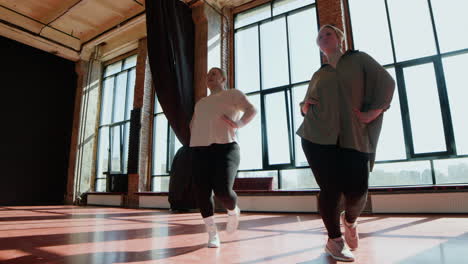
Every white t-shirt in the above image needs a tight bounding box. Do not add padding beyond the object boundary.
[190,89,252,147]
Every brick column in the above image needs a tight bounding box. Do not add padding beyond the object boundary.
[316,0,353,58]
[126,38,150,208]
[139,40,154,192]
[192,2,208,103]
[222,7,234,88]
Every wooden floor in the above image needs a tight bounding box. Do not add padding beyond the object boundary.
[0,206,467,264]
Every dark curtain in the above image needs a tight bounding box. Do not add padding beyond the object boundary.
[145,0,196,210]
[145,0,194,145]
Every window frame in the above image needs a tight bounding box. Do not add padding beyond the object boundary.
[149,95,179,192]
[346,0,468,186]
[233,1,320,189]
[95,53,138,191]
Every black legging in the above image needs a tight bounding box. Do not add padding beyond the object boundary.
[192,142,240,218]
[301,138,370,239]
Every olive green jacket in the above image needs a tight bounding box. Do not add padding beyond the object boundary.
[296,50,396,171]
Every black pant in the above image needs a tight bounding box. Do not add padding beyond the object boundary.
[191,142,240,218]
[301,138,370,239]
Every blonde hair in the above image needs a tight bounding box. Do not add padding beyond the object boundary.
[316,24,345,51]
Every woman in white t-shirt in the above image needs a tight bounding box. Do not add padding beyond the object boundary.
[190,67,257,248]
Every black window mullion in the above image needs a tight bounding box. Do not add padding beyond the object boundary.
[107,124,112,175]
[284,15,295,167]
[426,0,441,56]
[430,159,437,185]
[395,65,414,159]
[284,89,294,165]
[277,169,282,190]
[167,129,176,173]
[383,0,398,64]
[257,23,268,169]
[165,121,171,174]
[111,75,118,124]
[433,58,456,155]
[123,70,132,121]
[120,124,124,173]
[234,3,316,32]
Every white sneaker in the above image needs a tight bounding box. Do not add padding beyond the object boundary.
[207,228,220,248]
[341,211,359,250]
[203,216,220,248]
[325,237,355,262]
[226,206,240,234]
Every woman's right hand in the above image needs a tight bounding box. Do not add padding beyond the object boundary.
[301,98,319,115]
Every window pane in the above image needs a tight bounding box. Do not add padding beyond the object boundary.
[431,0,468,53]
[154,95,163,114]
[235,3,271,29]
[288,7,320,83]
[123,54,137,70]
[100,78,114,125]
[122,123,130,174]
[442,54,468,155]
[112,72,128,123]
[96,127,110,177]
[104,61,122,77]
[238,170,279,190]
[349,0,394,65]
[387,0,437,61]
[110,126,122,172]
[96,179,107,192]
[370,161,433,186]
[238,95,262,170]
[265,92,291,165]
[404,63,446,153]
[281,168,318,190]
[168,128,183,169]
[292,84,309,166]
[208,32,221,70]
[125,68,136,121]
[273,0,314,16]
[174,134,183,154]
[152,177,170,192]
[260,17,289,89]
[376,68,406,161]
[235,26,260,93]
[152,115,168,175]
[434,158,468,184]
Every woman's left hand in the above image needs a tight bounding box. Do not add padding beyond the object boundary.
[221,115,239,128]
[353,108,383,124]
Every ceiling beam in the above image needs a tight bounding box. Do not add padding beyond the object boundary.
[0,21,80,61]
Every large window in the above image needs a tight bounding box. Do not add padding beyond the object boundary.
[95,55,137,191]
[234,0,320,189]
[151,96,182,192]
[349,0,468,186]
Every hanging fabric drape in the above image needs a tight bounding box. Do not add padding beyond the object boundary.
[145,0,194,146]
[145,0,196,210]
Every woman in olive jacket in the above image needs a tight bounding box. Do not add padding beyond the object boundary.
[297,24,395,262]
